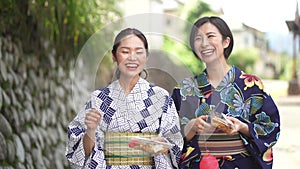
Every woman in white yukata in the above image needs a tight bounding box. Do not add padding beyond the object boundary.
[65,28,183,169]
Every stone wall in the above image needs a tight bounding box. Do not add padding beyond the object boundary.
[0,36,79,169]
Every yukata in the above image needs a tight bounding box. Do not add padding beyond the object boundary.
[66,78,183,169]
[171,66,280,169]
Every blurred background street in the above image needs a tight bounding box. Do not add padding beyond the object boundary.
[273,95,300,169]
[264,80,300,169]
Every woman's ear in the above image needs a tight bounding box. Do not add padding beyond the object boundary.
[223,37,230,49]
[112,52,117,62]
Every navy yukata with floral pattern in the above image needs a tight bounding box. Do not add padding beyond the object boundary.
[172,66,280,169]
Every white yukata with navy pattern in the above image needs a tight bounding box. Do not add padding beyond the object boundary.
[66,78,183,169]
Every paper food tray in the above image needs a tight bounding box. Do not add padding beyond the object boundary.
[128,136,174,153]
[211,113,233,132]
[130,136,174,147]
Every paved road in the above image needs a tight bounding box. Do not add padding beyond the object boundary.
[272,95,300,169]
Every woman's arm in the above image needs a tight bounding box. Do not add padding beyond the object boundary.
[184,119,197,141]
[83,130,96,156]
[83,109,102,156]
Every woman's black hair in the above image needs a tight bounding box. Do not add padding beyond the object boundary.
[112,28,149,58]
[189,16,234,60]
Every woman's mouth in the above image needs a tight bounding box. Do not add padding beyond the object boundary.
[201,49,214,56]
[125,63,138,69]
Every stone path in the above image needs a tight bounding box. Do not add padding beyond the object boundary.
[272,95,300,169]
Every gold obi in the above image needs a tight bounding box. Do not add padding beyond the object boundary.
[104,132,157,166]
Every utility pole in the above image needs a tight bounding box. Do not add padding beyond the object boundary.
[285,1,300,95]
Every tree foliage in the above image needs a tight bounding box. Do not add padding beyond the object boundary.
[0,0,121,62]
[163,36,204,75]
[228,48,259,73]
[185,1,213,24]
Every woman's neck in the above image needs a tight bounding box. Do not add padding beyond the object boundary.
[119,75,139,95]
[206,62,231,88]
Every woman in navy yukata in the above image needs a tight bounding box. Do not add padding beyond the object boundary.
[66,28,183,169]
[172,16,280,169]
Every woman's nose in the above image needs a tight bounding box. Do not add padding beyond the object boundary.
[128,52,137,60]
[201,37,209,47]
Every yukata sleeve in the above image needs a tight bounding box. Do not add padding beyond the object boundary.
[241,93,280,163]
[65,93,106,168]
[154,95,184,169]
[65,105,89,168]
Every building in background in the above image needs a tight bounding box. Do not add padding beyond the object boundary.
[117,0,188,49]
[221,15,276,78]
[117,0,283,80]
[285,2,300,94]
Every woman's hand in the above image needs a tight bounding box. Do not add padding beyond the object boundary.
[85,109,102,131]
[226,116,250,137]
[150,137,170,154]
[184,115,215,141]
[85,109,102,140]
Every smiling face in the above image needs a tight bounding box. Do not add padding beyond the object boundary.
[112,35,148,80]
[193,22,230,66]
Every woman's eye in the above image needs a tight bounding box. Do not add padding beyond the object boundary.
[136,51,144,55]
[208,34,215,38]
[194,37,201,41]
[121,51,129,54]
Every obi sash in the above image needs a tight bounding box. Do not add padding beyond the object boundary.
[104,132,157,166]
[198,131,248,156]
